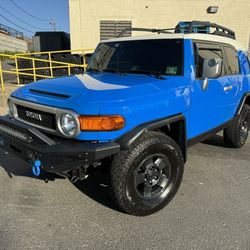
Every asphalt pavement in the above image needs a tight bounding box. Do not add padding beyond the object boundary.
[0,134,249,250]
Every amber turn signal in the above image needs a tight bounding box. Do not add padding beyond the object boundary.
[78,115,125,131]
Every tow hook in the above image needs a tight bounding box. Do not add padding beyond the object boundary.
[32,159,42,177]
[70,165,88,183]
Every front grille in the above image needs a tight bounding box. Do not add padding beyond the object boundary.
[16,105,56,130]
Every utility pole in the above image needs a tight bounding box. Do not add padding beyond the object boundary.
[49,19,57,31]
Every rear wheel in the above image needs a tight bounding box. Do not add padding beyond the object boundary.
[109,132,184,216]
[224,104,250,148]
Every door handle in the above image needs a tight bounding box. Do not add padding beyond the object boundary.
[224,85,233,92]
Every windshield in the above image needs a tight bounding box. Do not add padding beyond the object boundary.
[87,39,184,76]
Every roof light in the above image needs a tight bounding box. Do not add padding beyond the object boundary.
[207,6,218,14]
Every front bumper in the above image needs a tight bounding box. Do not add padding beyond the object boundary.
[0,116,120,173]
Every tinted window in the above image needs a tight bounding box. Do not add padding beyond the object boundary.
[88,39,183,75]
[224,46,240,74]
[194,43,224,78]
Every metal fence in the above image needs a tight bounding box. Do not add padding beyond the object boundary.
[0,48,94,93]
[0,23,24,39]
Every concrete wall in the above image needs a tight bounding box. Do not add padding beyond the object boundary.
[0,33,28,52]
[69,0,250,51]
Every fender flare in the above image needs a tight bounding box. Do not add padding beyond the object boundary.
[237,92,250,115]
[116,114,187,162]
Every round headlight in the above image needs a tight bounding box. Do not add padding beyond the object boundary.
[8,100,14,118]
[60,113,78,137]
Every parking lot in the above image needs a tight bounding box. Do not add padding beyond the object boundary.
[0,134,249,250]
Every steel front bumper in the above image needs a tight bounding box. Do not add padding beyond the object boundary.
[0,116,120,173]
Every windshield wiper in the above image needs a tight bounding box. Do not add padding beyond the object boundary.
[87,68,126,75]
[87,68,100,73]
[102,69,126,75]
[129,69,165,79]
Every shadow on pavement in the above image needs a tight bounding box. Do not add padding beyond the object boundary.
[201,134,226,147]
[0,151,120,212]
[73,169,121,212]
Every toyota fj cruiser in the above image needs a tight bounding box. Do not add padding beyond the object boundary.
[0,21,250,216]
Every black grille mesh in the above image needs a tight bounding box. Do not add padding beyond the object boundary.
[16,105,56,130]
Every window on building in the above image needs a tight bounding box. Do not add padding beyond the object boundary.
[100,20,132,41]
[224,46,240,75]
[194,42,224,78]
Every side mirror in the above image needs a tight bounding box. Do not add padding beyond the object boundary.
[202,58,222,79]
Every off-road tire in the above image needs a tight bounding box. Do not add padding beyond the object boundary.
[224,104,250,148]
[109,131,184,216]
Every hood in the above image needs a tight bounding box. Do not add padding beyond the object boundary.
[11,72,164,114]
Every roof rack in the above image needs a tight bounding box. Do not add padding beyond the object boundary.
[118,21,236,40]
[175,21,236,40]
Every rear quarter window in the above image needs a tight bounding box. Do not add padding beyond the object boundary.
[224,46,240,75]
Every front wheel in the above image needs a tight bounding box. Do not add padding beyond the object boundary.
[109,132,184,216]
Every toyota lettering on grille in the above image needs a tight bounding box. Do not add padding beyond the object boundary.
[25,111,43,121]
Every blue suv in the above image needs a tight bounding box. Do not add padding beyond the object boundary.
[0,22,250,216]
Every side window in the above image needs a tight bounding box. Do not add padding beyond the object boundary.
[224,46,240,75]
[194,42,224,78]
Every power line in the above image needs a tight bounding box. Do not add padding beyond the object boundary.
[0,13,34,34]
[8,0,50,22]
[0,5,48,30]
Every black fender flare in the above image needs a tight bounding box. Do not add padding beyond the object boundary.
[116,114,187,162]
[236,92,250,115]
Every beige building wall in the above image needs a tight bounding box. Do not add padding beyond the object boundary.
[0,33,28,52]
[69,0,250,51]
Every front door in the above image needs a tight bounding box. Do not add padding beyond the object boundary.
[188,41,238,139]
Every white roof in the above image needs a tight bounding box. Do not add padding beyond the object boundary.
[104,33,247,52]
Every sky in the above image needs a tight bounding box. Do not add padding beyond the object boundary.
[0,0,69,38]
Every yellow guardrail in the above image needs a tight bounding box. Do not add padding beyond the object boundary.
[0,48,94,93]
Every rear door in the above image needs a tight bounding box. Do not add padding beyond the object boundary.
[188,41,238,139]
